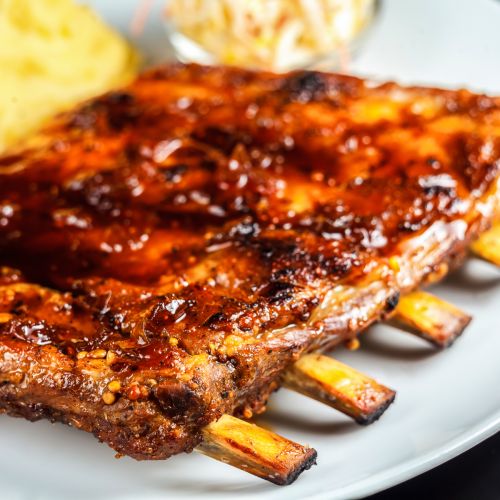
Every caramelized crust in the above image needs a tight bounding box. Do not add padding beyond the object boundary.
[1,64,500,459]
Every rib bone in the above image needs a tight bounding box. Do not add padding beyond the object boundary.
[280,354,395,425]
[194,414,317,485]
[470,222,500,267]
[386,290,472,348]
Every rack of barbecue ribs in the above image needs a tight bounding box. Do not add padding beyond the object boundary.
[1,64,500,485]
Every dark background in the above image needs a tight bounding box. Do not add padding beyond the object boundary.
[367,431,500,499]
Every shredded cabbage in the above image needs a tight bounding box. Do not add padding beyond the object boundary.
[166,0,375,72]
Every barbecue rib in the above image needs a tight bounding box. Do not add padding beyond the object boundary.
[1,64,500,466]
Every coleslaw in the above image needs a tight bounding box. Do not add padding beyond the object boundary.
[165,0,376,72]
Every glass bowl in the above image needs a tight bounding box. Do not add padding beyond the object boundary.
[162,0,382,73]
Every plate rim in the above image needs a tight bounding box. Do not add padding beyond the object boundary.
[306,407,500,499]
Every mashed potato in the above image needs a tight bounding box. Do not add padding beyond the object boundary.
[0,0,138,152]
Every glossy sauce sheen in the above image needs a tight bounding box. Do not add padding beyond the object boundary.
[0,64,500,460]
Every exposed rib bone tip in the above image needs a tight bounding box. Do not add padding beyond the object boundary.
[194,414,317,485]
[387,290,472,348]
[281,354,395,425]
[470,222,500,268]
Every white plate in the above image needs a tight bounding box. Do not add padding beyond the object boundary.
[3,0,500,499]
